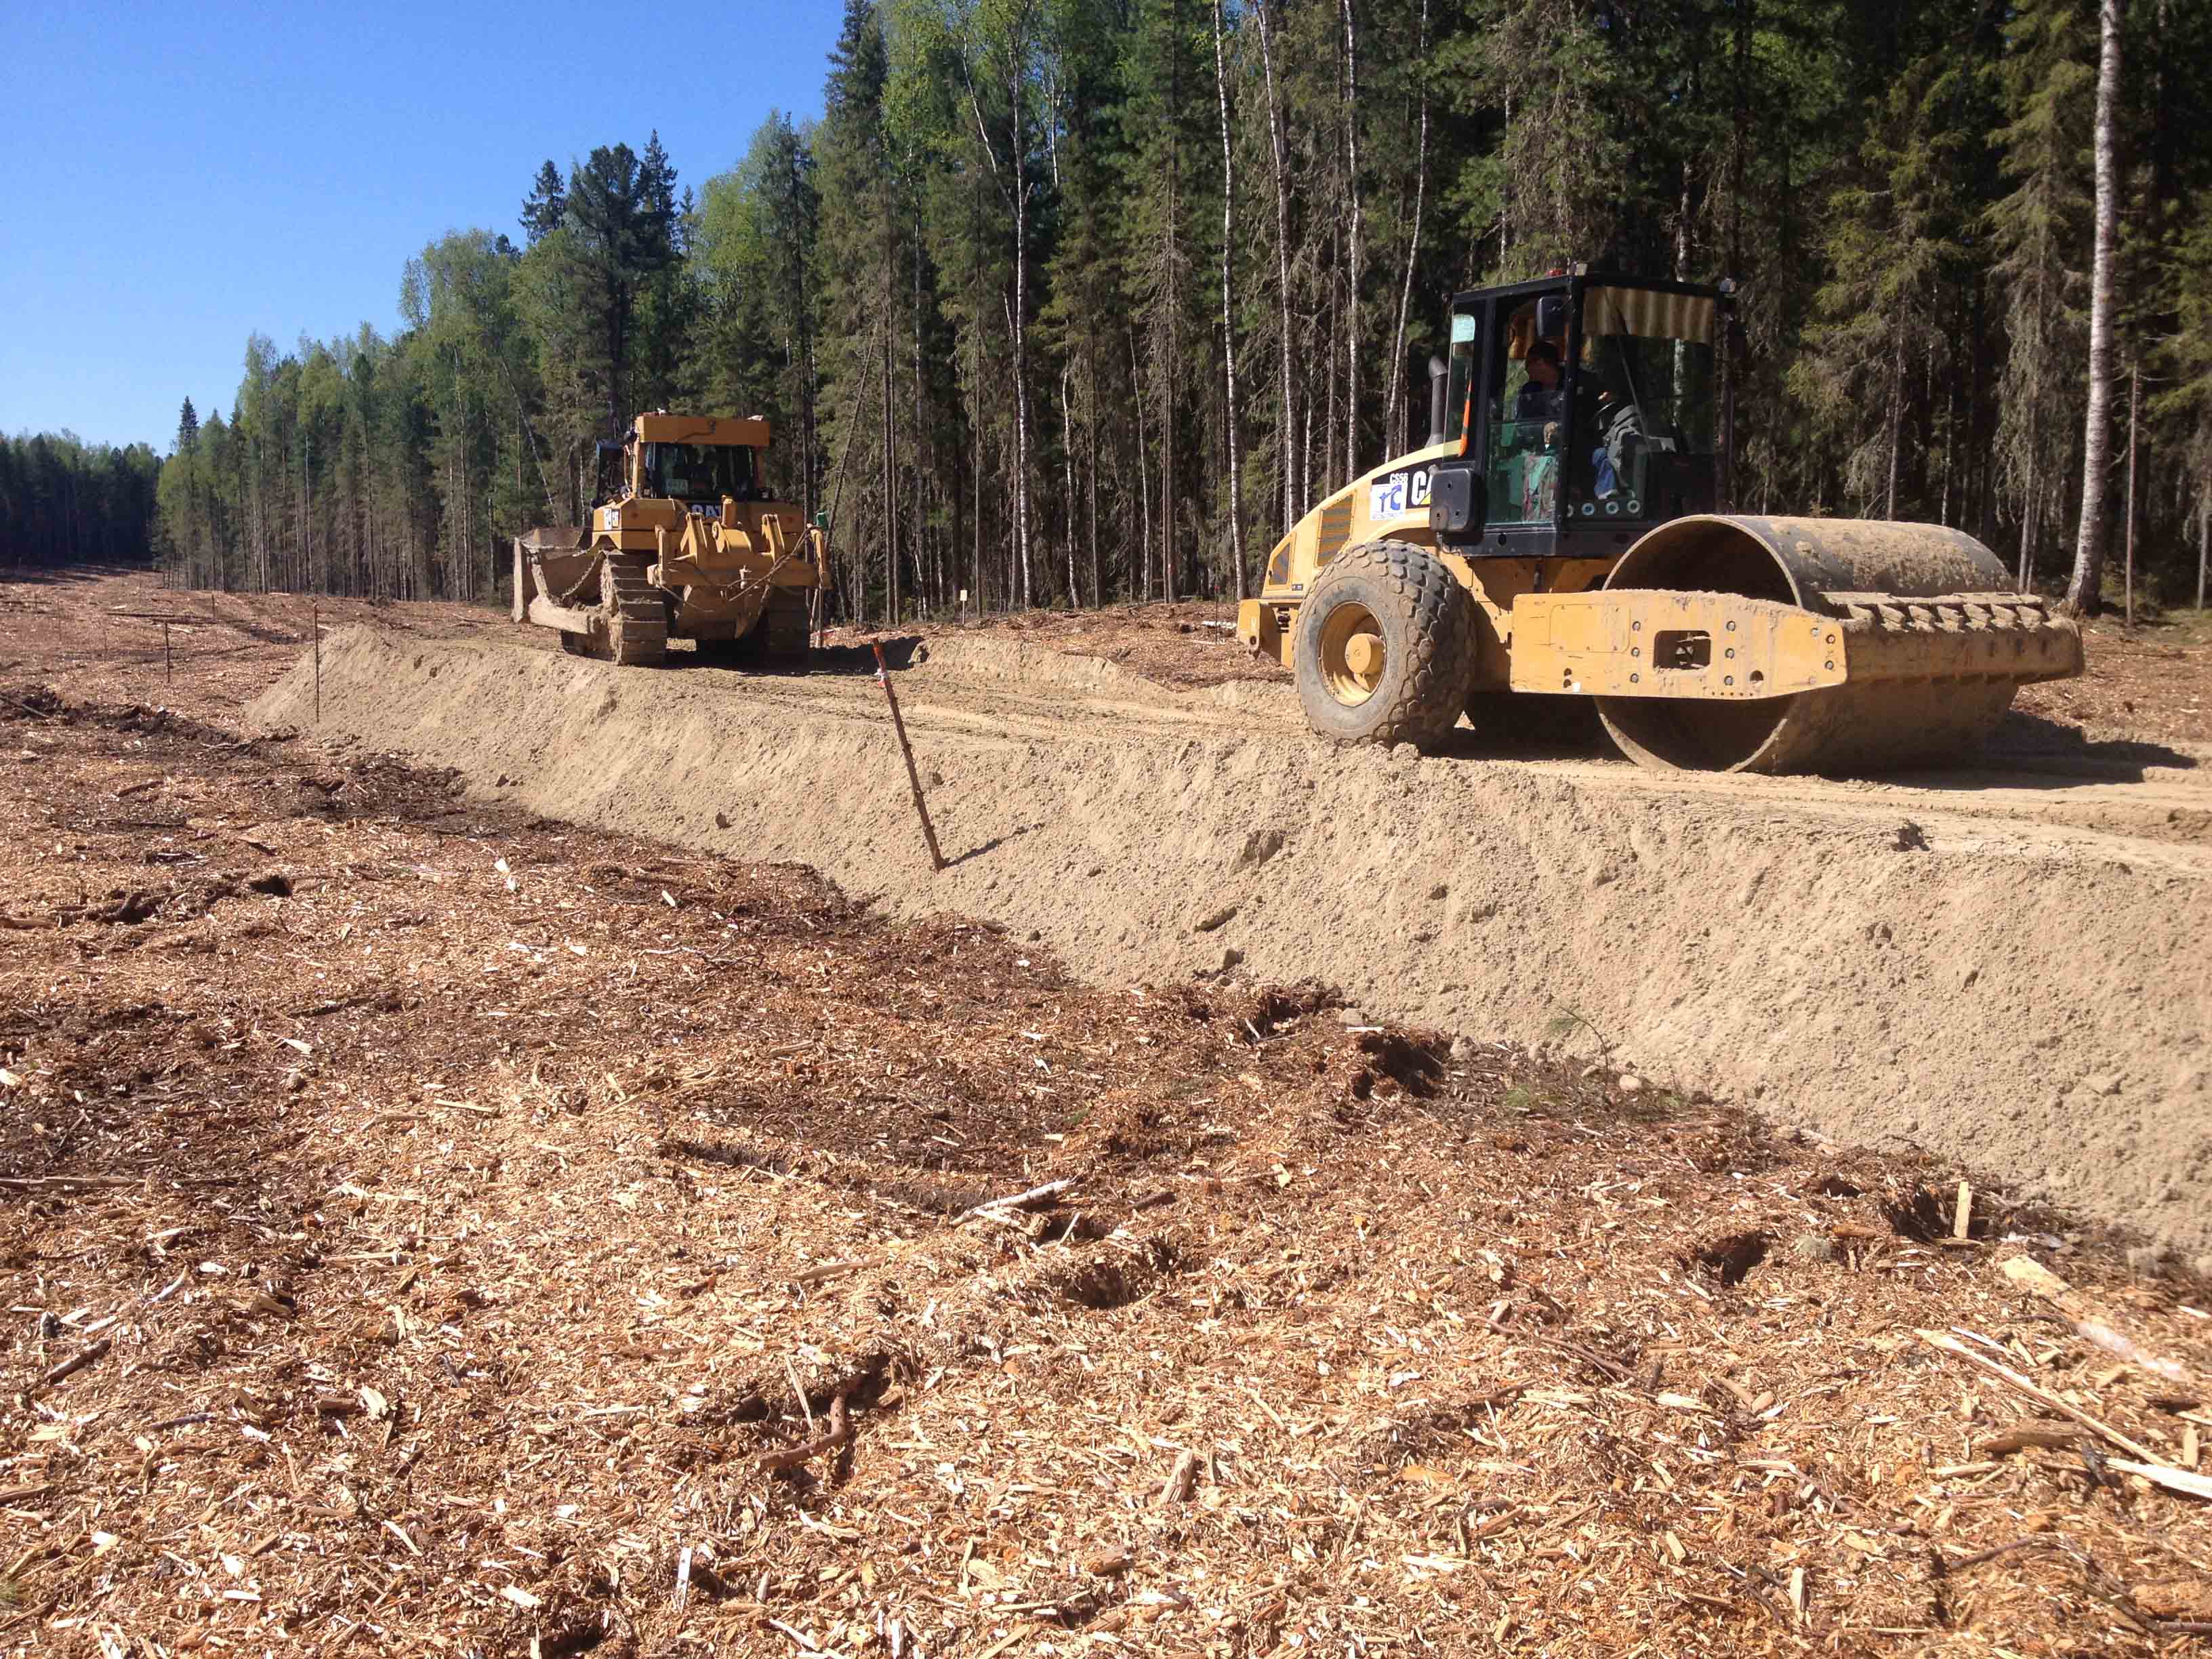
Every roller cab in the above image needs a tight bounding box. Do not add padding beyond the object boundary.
[1239,268,2085,774]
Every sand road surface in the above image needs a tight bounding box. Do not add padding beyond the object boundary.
[253,626,2212,1250]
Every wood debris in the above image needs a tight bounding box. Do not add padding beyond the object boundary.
[1,570,2208,1658]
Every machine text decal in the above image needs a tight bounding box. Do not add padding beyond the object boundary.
[1368,468,1431,520]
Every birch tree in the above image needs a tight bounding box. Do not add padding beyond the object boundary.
[2063,0,2123,614]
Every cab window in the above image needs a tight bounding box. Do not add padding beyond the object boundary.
[1443,309,1479,445]
[644,441,756,503]
[1483,299,1565,528]
[1563,286,1718,526]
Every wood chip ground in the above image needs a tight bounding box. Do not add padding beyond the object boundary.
[3,570,2209,1657]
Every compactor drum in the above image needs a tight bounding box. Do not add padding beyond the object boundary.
[1238,272,2083,773]
[513,413,821,670]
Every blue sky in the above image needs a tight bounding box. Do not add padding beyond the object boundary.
[3,1,844,454]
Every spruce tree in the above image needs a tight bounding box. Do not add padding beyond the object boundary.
[1988,0,2094,588]
[521,162,568,243]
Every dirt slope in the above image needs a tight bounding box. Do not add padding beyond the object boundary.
[252,627,2212,1250]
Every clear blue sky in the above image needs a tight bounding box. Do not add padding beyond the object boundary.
[3,1,844,455]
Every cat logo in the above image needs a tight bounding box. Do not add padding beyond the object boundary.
[1368,467,1432,521]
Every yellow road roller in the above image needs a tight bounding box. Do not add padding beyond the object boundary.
[1237,271,2083,772]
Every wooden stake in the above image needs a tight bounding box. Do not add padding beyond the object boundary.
[163,621,172,687]
[1952,1181,1972,1240]
[312,596,322,724]
[2124,361,2139,630]
[872,641,944,872]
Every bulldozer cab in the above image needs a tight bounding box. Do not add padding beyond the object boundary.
[1442,274,1723,559]
[592,415,775,512]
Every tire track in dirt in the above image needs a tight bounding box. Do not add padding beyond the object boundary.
[253,626,2212,1248]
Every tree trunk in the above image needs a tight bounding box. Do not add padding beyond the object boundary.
[1015,298,1032,610]
[973,308,985,617]
[2064,0,2122,616]
[1341,0,1361,483]
[1254,0,1298,536]
[914,211,929,611]
[1131,323,1152,598]
[1163,0,1183,604]
[872,289,889,628]
[1084,334,1100,607]
[1011,47,1034,611]
[2197,496,2208,612]
[1385,0,1430,456]
[1062,366,1078,606]
[2123,361,2138,628]
[1885,331,1904,520]
[1213,0,1248,593]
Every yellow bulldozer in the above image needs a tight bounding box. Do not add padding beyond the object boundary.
[513,412,820,668]
[1238,271,2084,772]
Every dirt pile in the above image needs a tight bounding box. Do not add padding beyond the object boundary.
[251,626,2212,1250]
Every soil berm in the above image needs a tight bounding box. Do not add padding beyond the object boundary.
[252,622,2212,1252]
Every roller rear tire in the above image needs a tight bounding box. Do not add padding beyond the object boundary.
[1292,539,1477,749]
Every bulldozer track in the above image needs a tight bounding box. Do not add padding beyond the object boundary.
[555,552,669,665]
[600,553,667,666]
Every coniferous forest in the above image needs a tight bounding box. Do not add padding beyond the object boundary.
[0,434,163,570]
[144,0,2212,617]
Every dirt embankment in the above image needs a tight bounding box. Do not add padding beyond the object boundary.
[253,626,2212,1250]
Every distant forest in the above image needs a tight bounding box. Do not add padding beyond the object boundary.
[150,0,2212,617]
[1,434,161,571]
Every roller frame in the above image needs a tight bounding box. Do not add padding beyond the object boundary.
[1509,586,2083,702]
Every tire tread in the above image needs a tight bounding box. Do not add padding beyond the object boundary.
[1294,539,1477,748]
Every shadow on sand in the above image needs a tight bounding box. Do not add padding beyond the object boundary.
[1425,702,2196,787]
[663,634,928,678]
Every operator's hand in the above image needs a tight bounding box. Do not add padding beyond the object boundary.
[1543,422,1559,449]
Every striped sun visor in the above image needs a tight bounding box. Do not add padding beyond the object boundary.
[1582,287,1716,345]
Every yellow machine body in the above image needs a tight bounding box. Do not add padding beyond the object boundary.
[1237,270,2083,773]
[513,413,819,669]
[1237,451,2084,774]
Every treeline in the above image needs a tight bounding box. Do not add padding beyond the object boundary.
[161,0,2212,617]
[1,434,162,570]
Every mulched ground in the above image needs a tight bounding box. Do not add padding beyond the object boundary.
[3,570,2211,1659]
[2017,612,2212,749]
